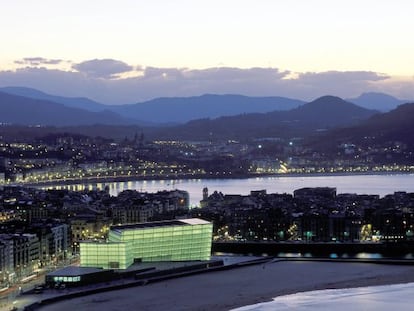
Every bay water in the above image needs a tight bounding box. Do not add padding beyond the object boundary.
[46,173,414,207]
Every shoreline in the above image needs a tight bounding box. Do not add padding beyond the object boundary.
[37,260,414,311]
[232,281,414,311]
[5,170,413,189]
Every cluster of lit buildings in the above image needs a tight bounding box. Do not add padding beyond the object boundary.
[197,187,414,243]
[0,221,68,285]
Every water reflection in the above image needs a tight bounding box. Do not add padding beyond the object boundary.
[42,174,414,206]
[274,252,386,260]
[356,252,383,259]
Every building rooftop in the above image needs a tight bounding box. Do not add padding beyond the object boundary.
[180,218,210,225]
[110,218,210,232]
[47,266,104,277]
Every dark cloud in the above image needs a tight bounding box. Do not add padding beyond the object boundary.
[72,59,134,79]
[14,57,63,66]
[0,61,409,105]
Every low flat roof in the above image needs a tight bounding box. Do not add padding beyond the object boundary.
[47,266,104,277]
[180,218,210,225]
[110,218,210,232]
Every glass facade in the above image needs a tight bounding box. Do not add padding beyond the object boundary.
[80,241,133,269]
[80,218,213,269]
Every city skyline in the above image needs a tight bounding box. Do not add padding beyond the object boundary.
[1,0,413,104]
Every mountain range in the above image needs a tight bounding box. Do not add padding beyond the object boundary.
[0,86,413,147]
[0,88,412,150]
[0,91,133,126]
[1,86,409,125]
[0,86,107,112]
[108,94,305,124]
[314,101,414,150]
[151,96,378,141]
[347,92,409,112]
[0,87,305,124]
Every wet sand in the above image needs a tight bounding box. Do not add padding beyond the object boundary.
[39,261,414,311]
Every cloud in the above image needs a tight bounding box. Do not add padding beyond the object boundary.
[282,71,391,100]
[184,67,289,81]
[1,59,412,105]
[298,71,389,83]
[72,59,134,79]
[14,57,64,66]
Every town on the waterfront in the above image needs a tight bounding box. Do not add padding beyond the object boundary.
[1,95,414,311]
[1,133,413,186]
[3,1,414,309]
[1,181,414,290]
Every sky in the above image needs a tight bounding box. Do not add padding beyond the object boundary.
[0,0,413,104]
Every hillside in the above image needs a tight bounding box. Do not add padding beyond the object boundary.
[0,91,136,126]
[347,92,408,112]
[281,96,377,127]
[0,88,307,124]
[110,94,305,124]
[152,96,378,140]
[1,102,411,146]
[309,102,414,150]
[0,86,107,112]
[5,87,407,125]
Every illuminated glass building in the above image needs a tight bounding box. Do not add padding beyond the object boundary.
[80,218,213,269]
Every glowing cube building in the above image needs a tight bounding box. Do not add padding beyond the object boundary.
[80,218,213,269]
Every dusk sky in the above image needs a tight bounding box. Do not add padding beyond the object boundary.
[1,0,413,104]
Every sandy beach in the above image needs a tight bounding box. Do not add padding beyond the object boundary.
[37,260,414,311]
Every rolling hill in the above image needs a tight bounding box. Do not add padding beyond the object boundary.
[151,96,379,140]
[0,98,410,146]
[4,86,408,125]
[109,94,306,124]
[0,86,107,112]
[315,102,414,148]
[347,92,408,112]
[0,87,306,124]
[0,91,136,126]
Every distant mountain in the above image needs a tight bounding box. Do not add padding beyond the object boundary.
[0,88,306,124]
[153,96,378,140]
[318,102,414,147]
[110,94,305,124]
[0,95,390,142]
[0,91,137,126]
[362,102,414,140]
[0,86,107,112]
[4,87,399,127]
[286,95,378,127]
[347,92,408,112]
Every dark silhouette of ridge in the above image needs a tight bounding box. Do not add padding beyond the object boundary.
[109,94,305,123]
[310,102,414,150]
[152,96,378,140]
[0,86,107,112]
[0,91,136,126]
[347,92,408,112]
